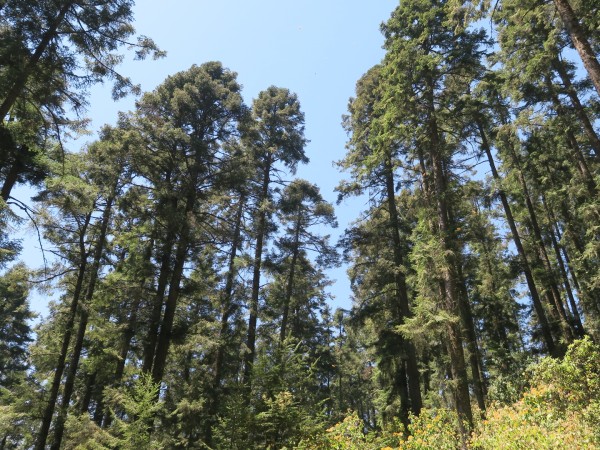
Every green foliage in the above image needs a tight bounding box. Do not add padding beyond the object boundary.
[102,373,165,450]
[0,0,164,199]
[0,380,39,448]
[256,390,323,450]
[0,264,33,385]
[1,0,599,445]
[298,412,373,450]
[297,339,600,450]
[61,415,119,450]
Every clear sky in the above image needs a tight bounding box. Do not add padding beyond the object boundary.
[25,0,399,317]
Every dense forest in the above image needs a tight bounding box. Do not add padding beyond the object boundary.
[0,0,599,449]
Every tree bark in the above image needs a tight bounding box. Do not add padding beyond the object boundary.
[0,154,22,200]
[427,84,473,428]
[205,193,245,445]
[545,75,597,195]
[541,195,584,336]
[456,258,487,413]
[506,142,576,343]
[141,235,173,374]
[279,214,301,344]
[151,197,193,384]
[0,1,74,121]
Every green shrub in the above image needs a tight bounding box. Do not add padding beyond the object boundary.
[299,338,600,450]
[471,337,600,449]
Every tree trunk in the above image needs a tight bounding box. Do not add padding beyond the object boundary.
[456,259,487,413]
[35,213,91,450]
[559,204,600,334]
[0,1,74,121]
[553,0,600,97]
[51,194,116,450]
[383,154,422,416]
[477,122,557,356]
[0,153,23,200]
[545,75,597,194]
[552,57,600,156]
[541,195,584,336]
[141,235,173,374]
[243,154,272,386]
[427,85,473,428]
[205,193,245,445]
[50,310,89,450]
[280,214,301,344]
[151,203,192,384]
[79,371,96,415]
[506,143,576,343]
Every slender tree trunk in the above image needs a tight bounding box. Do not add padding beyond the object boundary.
[557,206,600,330]
[35,213,91,450]
[426,85,473,429]
[142,235,173,374]
[151,199,193,384]
[279,214,301,344]
[0,1,74,121]
[395,362,411,429]
[102,278,148,428]
[545,75,597,194]
[552,0,600,97]
[553,220,583,296]
[51,194,116,450]
[95,238,154,427]
[0,1,72,179]
[506,143,576,342]
[142,185,177,374]
[383,155,422,416]
[477,123,557,356]
[476,197,523,361]
[456,259,487,413]
[79,371,96,415]
[0,152,23,200]
[205,193,245,445]
[150,148,207,384]
[50,309,89,450]
[541,195,584,335]
[552,57,600,155]
[243,155,272,386]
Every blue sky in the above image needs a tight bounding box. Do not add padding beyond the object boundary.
[25,0,399,316]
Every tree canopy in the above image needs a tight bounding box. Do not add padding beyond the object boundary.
[0,0,599,448]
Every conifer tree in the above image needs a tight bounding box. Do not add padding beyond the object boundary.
[243,86,308,387]
[128,62,247,386]
[338,64,422,425]
[0,0,163,198]
[374,0,492,428]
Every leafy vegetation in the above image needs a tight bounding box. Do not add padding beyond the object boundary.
[301,338,600,450]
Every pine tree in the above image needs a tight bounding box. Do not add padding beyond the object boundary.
[128,62,247,386]
[338,64,422,425]
[242,86,308,387]
[0,0,163,199]
[0,264,33,387]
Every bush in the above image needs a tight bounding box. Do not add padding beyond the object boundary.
[299,338,600,450]
[471,337,600,449]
